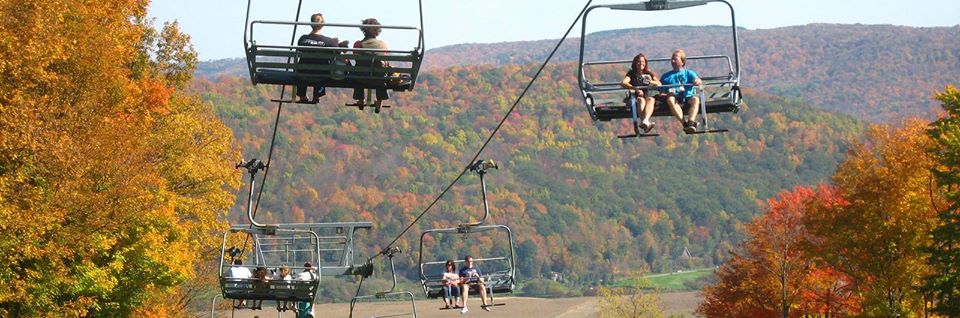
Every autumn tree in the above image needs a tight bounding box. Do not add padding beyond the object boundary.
[805,120,939,317]
[698,186,855,318]
[0,0,238,317]
[925,85,960,316]
[596,273,666,318]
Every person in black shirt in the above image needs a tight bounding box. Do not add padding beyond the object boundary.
[295,13,348,103]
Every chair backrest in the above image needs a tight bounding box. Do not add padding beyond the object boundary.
[245,21,423,90]
[220,266,319,301]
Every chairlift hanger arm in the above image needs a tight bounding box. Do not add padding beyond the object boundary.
[607,0,709,11]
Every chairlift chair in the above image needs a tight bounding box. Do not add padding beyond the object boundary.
[349,247,419,318]
[417,160,516,308]
[213,159,375,313]
[243,0,425,94]
[217,225,322,309]
[576,0,743,137]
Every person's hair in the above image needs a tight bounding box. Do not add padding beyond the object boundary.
[673,49,687,67]
[360,18,382,38]
[311,13,324,31]
[280,265,290,277]
[631,53,657,78]
[255,267,268,281]
[303,262,312,268]
[233,259,243,265]
[445,259,455,271]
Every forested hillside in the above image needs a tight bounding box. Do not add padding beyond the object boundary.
[191,61,864,287]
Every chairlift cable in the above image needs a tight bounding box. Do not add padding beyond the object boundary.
[370,0,595,262]
[349,274,367,318]
[238,0,304,258]
[251,0,305,221]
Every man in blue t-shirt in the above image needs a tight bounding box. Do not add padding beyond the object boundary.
[659,49,703,133]
[458,256,491,313]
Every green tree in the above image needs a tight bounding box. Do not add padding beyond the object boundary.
[925,85,960,316]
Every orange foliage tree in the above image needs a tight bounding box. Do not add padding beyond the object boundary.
[805,120,939,317]
[0,0,239,317]
[698,186,856,318]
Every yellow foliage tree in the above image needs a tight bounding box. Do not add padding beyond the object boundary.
[805,119,939,317]
[0,0,239,317]
[596,273,665,318]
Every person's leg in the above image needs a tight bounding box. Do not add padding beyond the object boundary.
[376,88,389,101]
[443,286,457,308]
[478,283,489,306]
[453,286,462,307]
[352,88,365,105]
[459,284,470,313]
[313,86,326,101]
[686,96,701,124]
[635,90,646,117]
[296,84,308,102]
[665,95,684,125]
[642,96,656,124]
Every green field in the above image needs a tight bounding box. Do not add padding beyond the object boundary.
[612,268,715,292]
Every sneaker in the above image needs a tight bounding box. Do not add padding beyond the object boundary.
[683,122,696,134]
[642,121,655,133]
[482,305,491,312]
[460,307,469,314]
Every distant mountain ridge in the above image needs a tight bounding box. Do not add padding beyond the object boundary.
[199,24,960,122]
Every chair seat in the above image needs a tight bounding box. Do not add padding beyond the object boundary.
[221,278,317,302]
[595,99,737,121]
[254,69,412,91]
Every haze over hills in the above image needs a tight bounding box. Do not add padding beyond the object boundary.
[191,58,864,293]
[199,24,960,122]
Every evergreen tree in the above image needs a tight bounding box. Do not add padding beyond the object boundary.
[925,86,960,315]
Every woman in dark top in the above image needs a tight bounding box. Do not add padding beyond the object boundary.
[620,53,661,133]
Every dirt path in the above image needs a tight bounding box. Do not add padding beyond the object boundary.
[214,292,700,318]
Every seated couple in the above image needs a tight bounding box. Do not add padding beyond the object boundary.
[441,256,492,313]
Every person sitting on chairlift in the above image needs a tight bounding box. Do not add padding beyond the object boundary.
[248,266,270,310]
[227,259,252,308]
[276,265,293,311]
[348,18,391,112]
[295,262,317,318]
[441,259,463,309]
[229,259,252,279]
[621,53,661,133]
[295,12,350,104]
[658,49,703,133]
[458,256,491,313]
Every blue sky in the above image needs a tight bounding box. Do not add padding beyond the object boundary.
[149,0,960,61]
